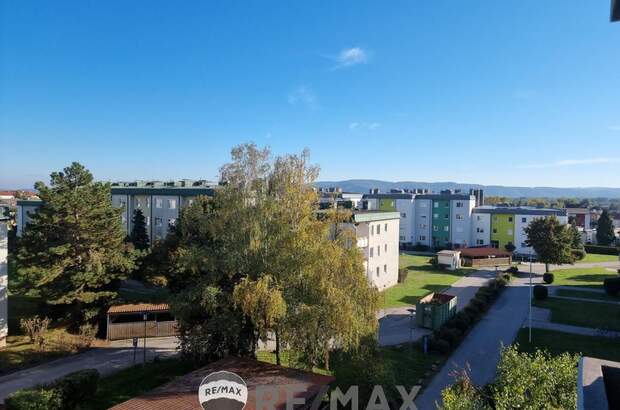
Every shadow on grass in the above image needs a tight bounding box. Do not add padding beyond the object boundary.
[561,274,614,287]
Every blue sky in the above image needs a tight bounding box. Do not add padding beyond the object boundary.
[1,1,619,189]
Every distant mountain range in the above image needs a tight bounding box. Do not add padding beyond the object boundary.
[315,180,620,199]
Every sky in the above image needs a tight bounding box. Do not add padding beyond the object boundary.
[1,1,619,189]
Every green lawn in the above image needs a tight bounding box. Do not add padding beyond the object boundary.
[534,297,620,331]
[579,253,619,263]
[379,253,469,308]
[82,358,198,410]
[549,267,616,288]
[555,288,618,302]
[515,328,620,362]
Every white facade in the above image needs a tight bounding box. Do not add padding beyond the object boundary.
[16,201,42,236]
[414,199,432,246]
[450,198,475,247]
[472,213,491,246]
[0,220,7,347]
[395,199,415,243]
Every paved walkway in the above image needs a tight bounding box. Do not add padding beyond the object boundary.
[377,269,496,346]
[0,337,179,403]
[415,273,534,409]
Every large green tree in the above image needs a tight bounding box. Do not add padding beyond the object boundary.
[596,209,616,246]
[167,144,378,367]
[524,216,574,272]
[16,162,136,323]
[129,209,150,251]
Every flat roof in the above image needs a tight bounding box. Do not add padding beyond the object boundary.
[362,193,414,200]
[110,357,335,410]
[414,194,474,200]
[16,199,43,206]
[473,206,567,217]
[111,187,215,196]
[353,211,401,222]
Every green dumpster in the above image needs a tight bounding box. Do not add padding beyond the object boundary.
[415,293,457,330]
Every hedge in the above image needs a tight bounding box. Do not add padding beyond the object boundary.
[584,245,620,255]
[5,369,99,410]
[533,285,548,300]
[603,277,620,296]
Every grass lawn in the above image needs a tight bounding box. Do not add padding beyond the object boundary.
[549,267,616,288]
[555,288,619,302]
[515,328,620,362]
[579,253,619,263]
[82,358,198,410]
[379,253,469,308]
[534,297,620,331]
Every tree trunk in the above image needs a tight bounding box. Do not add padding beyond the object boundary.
[323,348,330,371]
[275,329,281,366]
[545,263,550,273]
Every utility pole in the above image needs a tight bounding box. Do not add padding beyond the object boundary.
[529,255,533,343]
[143,312,147,366]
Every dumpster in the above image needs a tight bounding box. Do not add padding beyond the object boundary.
[415,293,457,330]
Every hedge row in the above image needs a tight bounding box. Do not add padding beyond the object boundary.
[584,245,620,255]
[428,271,513,354]
[5,369,99,410]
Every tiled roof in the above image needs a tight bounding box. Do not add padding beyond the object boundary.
[110,357,335,410]
[107,303,170,315]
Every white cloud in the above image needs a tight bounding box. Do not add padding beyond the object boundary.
[349,122,381,131]
[519,157,620,169]
[608,125,620,131]
[288,85,319,110]
[337,47,368,67]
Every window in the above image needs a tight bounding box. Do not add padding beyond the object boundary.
[145,216,150,225]
[421,215,427,219]
[477,227,484,233]
[376,267,380,277]
[401,212,407,218]
[155,217,163,227]
[399,236,405,241]
[477,215,482,221]
[371,225,374,235]
[444,214,449,219]
[456,202,463,208]
[377,246,380,256]
[168,199,177,209]
[456,214,464,220]
[384,223,387,231]
[507,229,513,235]
[508,217,513,222]
[419,235,426,241]
[377,225,381,235]
[384,264,387,273]
[155,198,163,208]
[168,218,176,227]
[434,202,439,208]
[521,217,527,223]
[384,244,387,252]
[419,223,427,229]
[444,226,449,232]
[433,213,439,219]
[493,228,497,234]
[370,248,373,257]
[433,226,438,232]
[476,239,484,245]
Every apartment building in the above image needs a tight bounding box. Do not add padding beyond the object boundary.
[472,206,568,255]
[362,191,416,244]
[0,215,8,347]
[334,210,400,289]
[318,187,363,209]
[16,180,216,242]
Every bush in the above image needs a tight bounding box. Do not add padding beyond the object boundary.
[398,268,408,284]
[434,338,451,354]
[5,388,63,410]
[464,305,480,321]
[603,277,620,296]
[505,243,516,252]
[494,277,508,289]
[55,369,100,408]
[450,313,471,332]
[571,249,586,261]
[440,327,463,348]
[477,286,498,300]
[533,285,548,300]
[470,297,489,312]
[584,244,620,255]
[543,273,554,284]
[505,266,519,274]
[19,316,51,351]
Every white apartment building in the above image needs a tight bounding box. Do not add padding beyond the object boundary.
[0,216,8,347]
[362,192,416,244]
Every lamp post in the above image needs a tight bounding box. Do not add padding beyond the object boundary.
[407,308,415,349]
[143,312,148,366]
[529,255,533,343]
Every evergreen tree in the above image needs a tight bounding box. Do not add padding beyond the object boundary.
[524,216,574,272]
[568,223,583,250]
[596,209,616,246]
[16,162,136,323]
[130,209,150,250]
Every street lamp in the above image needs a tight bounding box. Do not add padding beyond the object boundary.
[407,308,415,348]
[528,255,533,343]
[143,312,148,365]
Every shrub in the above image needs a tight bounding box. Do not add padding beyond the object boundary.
[470,297,488,312]
[464,305,480,321]
[533,285,548,300]
[505,266,519,275]
[5,388,63,410]
[55,369,100,408]
[543,273,554,284]
[504,243,516,252]
[603,278,620,296]
[494,277,508,289]
[398,268,408,284]
[571,249,586,261]
[451,313,471,332]
[72,324,98,351]
[440,327,463,348]
[435,338,451,354]
[477,287,497,300]
[584,244,620,255]
[19,316,51,351]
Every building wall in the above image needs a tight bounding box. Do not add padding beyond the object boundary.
[514,214,534,254]
[395,199,415,244]
[414,199,432,246]
[365,218,399,289]
[151,195,181,241]
[450,198,474,247]
[472,213,491,246]
[432,200,451,247]
[378,198,396,211]
[490,214,515,249]
[0,222,7,347]
[16,204,42,236]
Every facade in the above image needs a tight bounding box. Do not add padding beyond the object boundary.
[0,216,7,347]
[362,192,416,244]
[16,180,216,242]
[337,211,400,289]
[318,188,363,209]
[415,192,477,248]
[472,206,568,255]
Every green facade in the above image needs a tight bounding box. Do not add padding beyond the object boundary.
[432,200,451,247]
[490,214,515,249]
[378,198,396,211]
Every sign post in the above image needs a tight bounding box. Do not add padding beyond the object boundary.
[132,337,138,365]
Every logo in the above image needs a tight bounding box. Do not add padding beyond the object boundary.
[198,371,248,410]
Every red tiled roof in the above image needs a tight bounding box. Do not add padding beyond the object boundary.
[107,303,170,315]
[110,357,335,410]
[459,247,511,258]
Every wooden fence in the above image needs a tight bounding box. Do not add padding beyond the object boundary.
[107,320,178,341]
[464,257,511,268]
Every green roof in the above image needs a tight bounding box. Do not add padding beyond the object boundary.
[353,211,400,223]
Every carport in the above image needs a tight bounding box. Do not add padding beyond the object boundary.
[106,303,178,341]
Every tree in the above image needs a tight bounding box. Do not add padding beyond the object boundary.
[596,209,616,246]
[568,223,583,250]
[129,209,150,250]
[524,216,574,272]
[16,162,136,324]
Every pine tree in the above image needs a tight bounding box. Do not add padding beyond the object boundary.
[16,162,136,323]
[596,210,616,246]
[130,209,150,250]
